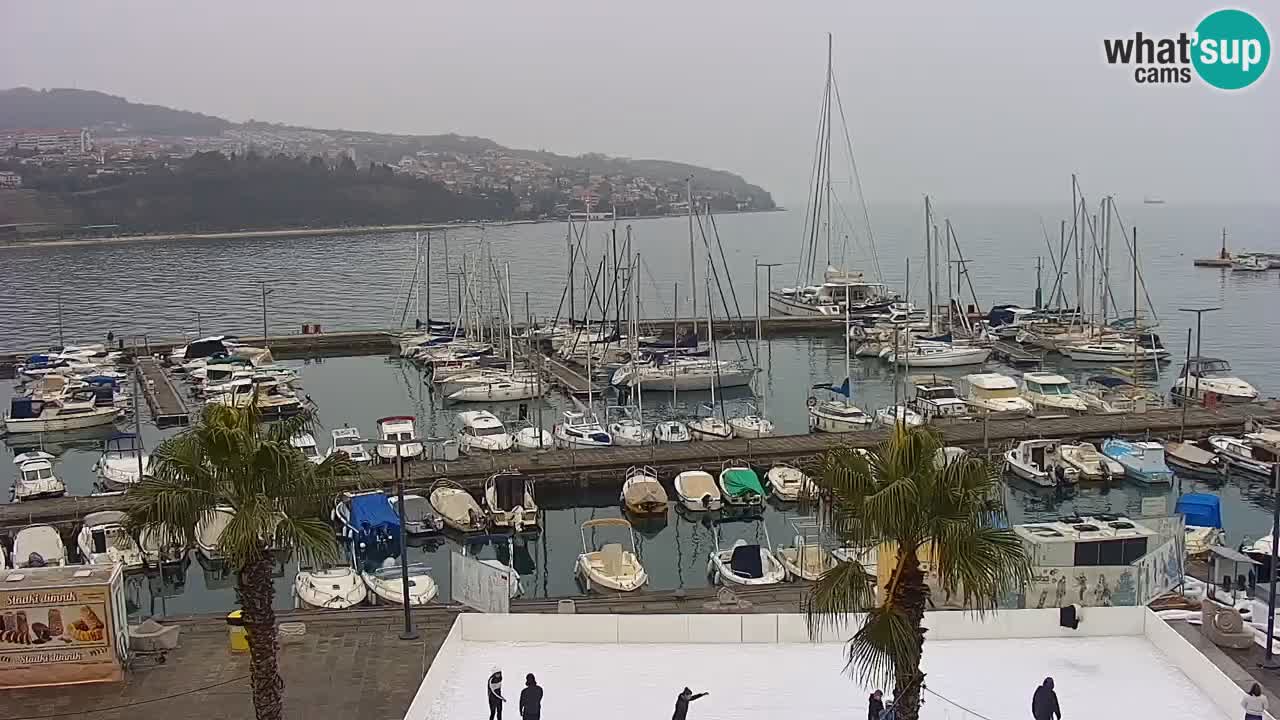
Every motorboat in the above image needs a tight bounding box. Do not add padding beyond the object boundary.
[553,411,613,449]
[361,560,439,606]
[1232,255,1269,272]
[769,267,895,318]
[334,491,402,559]
[808,379,873,432]
[12,451,66,501]
[875,404,925,428]
[1058,442,1124,481]
[455,410,514,454]
[1207,435,1275,479]
[93,433,149,488]
[388,493,445,535]
[484,471,539,531]
[428,479,486,533]
[934,446,968,467]
[461,535,524,599]
[1061,340,1168,363]
[445,371,541,402]
[576,518,648,592]
[728,412,775,439]
[607,407,653,446]
[654,420,692,444]
[5,394,120,435]
[326,427,372,464]
[168,335,237,366]
[13,524,69,567]
[718,461,765,507]
[1163,441,1225,480]
[707,517,786,586]
[673,470,722,511]
[290,433,323,465]
[511,420,554,451]
[294,567,368,609]
[766,464,813,502]
[76,510,144,571]
[195,506,236,561]
[620,465,668,516]
[908,379,969,421]
[1003,439,1079,487]
[138,526,188,566]
[376,416,424,462]
[1176,493,1224,559]
[1171,357,1258,404]
[1078,376,1150,415]
[776,540,837,581]
[1100,438,1174,484]
[206,378,303,417]
[960,373,1034,415]
[1020,372,1088,413]
[888,342,992,367]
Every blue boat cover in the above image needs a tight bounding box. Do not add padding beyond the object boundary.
[8,398,41,419]
[1176,493,1222,529]
[350,493,401,532]
[1088,375,1133,388]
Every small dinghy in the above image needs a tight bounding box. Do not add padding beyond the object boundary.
[361,559,438,606]
[620,465,668,516]
[77,510,144,571]
[12,451,66,501]
[429,479,486,533]
[765,464,813,501]
[718,461,765,507]
[1163,441,1225,480]
[295,566,368,609]
[511,420,554,451]
[484,470,539,531]
[1058,442,1124,481]
[388,493,445,535]
[575,518,648,592]
[707,516,786,587]
[1004,439,1079,487]
[776,540,836,581]
[673,470,721,511]
[13,524,69,568]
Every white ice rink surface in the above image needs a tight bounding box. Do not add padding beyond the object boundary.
[425,636,1226,720]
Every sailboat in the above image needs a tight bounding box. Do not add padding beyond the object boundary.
[609,255,653,446]
[808,291,872,432]
[687,281,736,442]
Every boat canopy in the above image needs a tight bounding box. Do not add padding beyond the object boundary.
[729,543,764,579]
[1088,375,1134,389]
[350,493,401,533]
[8,398,45,419]
[1176,493,1222,529]
[105,433,143,453]
[723,468,764,497]
[492,472,528,509]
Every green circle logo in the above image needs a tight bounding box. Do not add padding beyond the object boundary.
[1193,9,1270,90]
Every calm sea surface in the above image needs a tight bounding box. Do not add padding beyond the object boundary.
[2,204,1278,618]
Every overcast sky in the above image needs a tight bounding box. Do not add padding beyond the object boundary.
[3,1,1275,206]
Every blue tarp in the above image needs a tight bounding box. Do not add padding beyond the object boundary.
[1176,493,1222,529]
[350,493,401,532]
[1088,375,1133,389]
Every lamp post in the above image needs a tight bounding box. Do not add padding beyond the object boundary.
[1177,306,1220,407]
[753,260,783,357]
[356,432,422,641]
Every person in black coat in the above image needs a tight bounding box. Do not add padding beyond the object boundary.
[1032,677,1061,720]
[672,687,708,720]
[868,689,884,720]
[487,669,506,720]
[519,674,543,720]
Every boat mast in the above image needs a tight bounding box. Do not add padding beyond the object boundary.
[505,262,514,368]
[425,231,432,325]
[925,195,934,334]
[634,253,643,420]
[843,284,852,402]
[687,177,698,339]
[824,33,834,271]
[672,283,679,411]
[706,272,725,426]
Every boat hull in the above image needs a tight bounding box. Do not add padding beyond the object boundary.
[5,408,120,434]
[808,411,872,433]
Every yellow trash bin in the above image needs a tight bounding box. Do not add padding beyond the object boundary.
[226,610,249,653]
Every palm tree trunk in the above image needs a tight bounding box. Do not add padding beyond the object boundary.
[891,552,929,720]
[237,554,283,720]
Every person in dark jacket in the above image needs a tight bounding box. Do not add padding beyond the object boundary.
[868,689,884,720]
[519,674,542,720]
[1032,677,1061,720]
[487,669,506,720]
[672,687,708,720]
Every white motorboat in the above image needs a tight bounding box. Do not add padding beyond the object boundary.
[12,524,69,567]
[576,518,648,592]
[456,410,514,454]
[875,404,925,428]
[553,411,613,449]
[769,268,894,318]
[376,415,425,462]
[1058,442,1124,481]
[1020,372,1088,413]
[1100,438,1174,485]
[205,377,303,416]
[484,471,539,531]
[808,397,873,432]
[673,470,722,511]
[909,379,970,421]
[776,540,836,581]
[362,560,439,606]
[294,566,368,609]
[729,413,775,438]
[511,420,554,451]
[290,433,323,465]
[1003,439,1079,487]
[93,433,149,488]
[620,465,668,516]
[654,420,692,443]
[718,461,765,507]
[445,372,541,402]
[1078,376,1149,415]
[12,451,66,501]
[1232,255,1269,272]
[766,464,813,502]
[168,335,237,366]
[195,506,235,561]
[1061,340,1167,363]
[959,373,1035,415]
[76,510,144,571]
[934,446,968,467]
[889,342,992,367]
[138,526,188,566]
[607,407,653,446]
[388,493,445,535]
[428,479,486,533]
[5,393,120,435]
[326,427,372,464]
[708,518,786,586]
[1208,435,1275,478]
[1171,357,1259,404]
[610,357,756,392]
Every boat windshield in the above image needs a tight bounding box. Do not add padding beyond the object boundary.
[1031,381,1072,396]
[979,387,1020,399]
[301,445,320,458]
[22,467,54,481]
[371,563,430,580]
[1197,360,1232,376]
[335,436,361,447]
[468,426,508,437]
[918,387,958,400]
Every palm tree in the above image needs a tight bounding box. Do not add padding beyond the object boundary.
[804,427,1030,720]
[126,404,359,720]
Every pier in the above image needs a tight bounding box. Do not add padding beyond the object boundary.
[991,339,1044,367]
[4,401,1276,535]
[543,355,599,396]
[135,356,191,427]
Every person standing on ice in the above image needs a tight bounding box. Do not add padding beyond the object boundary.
[1242,682,1268,720]
[867,689,884,720]
[671,687,708,720]
[1032,677,1061,720]
[487,668,506,720]
[519,673,543,720]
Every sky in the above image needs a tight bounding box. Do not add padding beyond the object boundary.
[2,1,1276,206]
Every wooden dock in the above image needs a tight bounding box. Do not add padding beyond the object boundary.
[545,355,600,396]
[135,357,190,427]
[4,401,1277,536]
[991,340,1044,367]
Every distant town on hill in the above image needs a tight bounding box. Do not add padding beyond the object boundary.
[0,87,775,238]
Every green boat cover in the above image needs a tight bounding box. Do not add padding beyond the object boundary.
[723,468,764,497]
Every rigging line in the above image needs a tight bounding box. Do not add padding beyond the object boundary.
[638,257,673,317]
[1077,199,1121,321]
[795,75,829,289]
[8,674,252,719]
[805,82,833,286]
[942,220,984,319]
[831,78,883,284]
[922,686,1004,720]
[699,206,754,364]
[1106,205,1160,325]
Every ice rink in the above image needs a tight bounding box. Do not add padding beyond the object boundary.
[421,636,1226,719]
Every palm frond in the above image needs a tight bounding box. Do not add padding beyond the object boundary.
[803,556,879,639]
[843,607,921,689]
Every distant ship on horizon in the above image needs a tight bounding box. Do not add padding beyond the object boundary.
[1143,196,1166,205]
